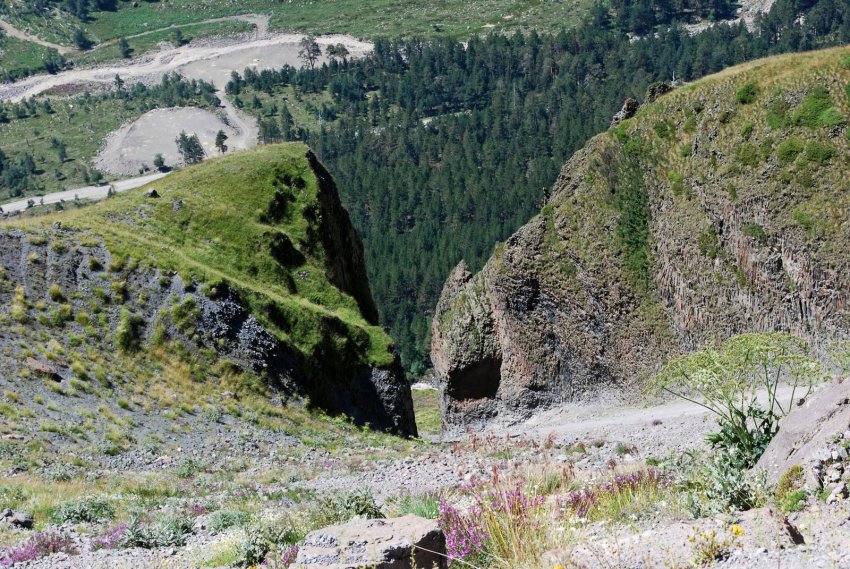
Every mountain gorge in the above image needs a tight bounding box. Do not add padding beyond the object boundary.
[433,47,850,426]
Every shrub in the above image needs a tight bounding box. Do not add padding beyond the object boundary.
[740,121,754,139]
[175,457,203,479]
[48,283,64,302]
[209,510,252,533]
[115,309,144,352]
[121,513,193,548]
[775,465,806,512]
[11,286,27,323]
[736,143,759,167]
[51,496,115,524]
[679,452,770,516]
[735,83,759,105]
[776,137,804,165]
[794,86,844,128]
[317,489,383,525]
[698,227,721,259]
[804,141,835,165]
[742,222,768,245]
[649,333,821,470]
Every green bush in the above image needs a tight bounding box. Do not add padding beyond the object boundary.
[698,227,721,259]
[742,222,768,245]
[776,137,804,165]
[115,309,144,353]
[208,510,252,533]
[51,496,115,524]
[794,86,844,128]
[680,452,770,516]
[740,121,754,139]
[766,98,790,129]
[649,333,821,470]
[121,513,193,548]
[804,141,835,165]
[317,489,384,525]
[736,143,760,167]
[175,457,203,479]
[735,83,759,105]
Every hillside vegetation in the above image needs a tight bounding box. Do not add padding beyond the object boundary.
[433,45,850,425]
[0,143,416,435]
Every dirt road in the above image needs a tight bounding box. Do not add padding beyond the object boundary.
[0,172,167,214]
[0,18,73,54]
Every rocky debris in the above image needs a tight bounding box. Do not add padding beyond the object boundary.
[292,515,447,569]
[26,357,63,381]
[610,97,640,126]
[0,509,34,529]
[755,379,850,489]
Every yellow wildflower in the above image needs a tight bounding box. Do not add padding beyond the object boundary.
[730,524,745,537]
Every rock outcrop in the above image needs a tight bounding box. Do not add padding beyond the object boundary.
[293,515,447,569]
[756,379,850,489]
[433,49,850,427]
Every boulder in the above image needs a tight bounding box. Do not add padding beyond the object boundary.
[26,357,62,381]
[1,509,34,529]
[755,379,850,487]
[292,515,447,569]
[610,97,640,126]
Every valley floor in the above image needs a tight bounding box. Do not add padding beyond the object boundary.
[2,385,848,568]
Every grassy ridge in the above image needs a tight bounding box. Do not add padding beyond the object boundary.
[5,143,395,368]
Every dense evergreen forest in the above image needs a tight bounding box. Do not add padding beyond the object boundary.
[228,0,850,375]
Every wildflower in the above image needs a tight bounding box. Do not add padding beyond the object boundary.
[730,524,744,537]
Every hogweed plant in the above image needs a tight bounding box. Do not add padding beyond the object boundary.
[648,333,823,469]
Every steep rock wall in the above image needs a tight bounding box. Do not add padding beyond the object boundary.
[433,50,850,427]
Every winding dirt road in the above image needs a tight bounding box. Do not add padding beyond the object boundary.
[0,15,371,207]
[0,172,168,214]
[0,18,73,54]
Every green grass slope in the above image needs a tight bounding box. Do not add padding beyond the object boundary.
[10,143,394,370]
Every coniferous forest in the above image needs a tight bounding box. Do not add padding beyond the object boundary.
[228,0,850,374]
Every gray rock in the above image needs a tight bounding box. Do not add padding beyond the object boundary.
[1,509,34,529]
[755,379,850,487]
[292,515,447,569]
[827,482,847,504]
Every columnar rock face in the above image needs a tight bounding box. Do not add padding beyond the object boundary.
[432,49,850,427]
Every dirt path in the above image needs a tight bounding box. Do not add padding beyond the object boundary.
[0,18,73,54]
[0,172,167,213]
[89,13,271,52]
[0,31,371,103]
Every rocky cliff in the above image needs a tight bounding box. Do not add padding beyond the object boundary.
[433,48,850,427]
[0,143,416,436]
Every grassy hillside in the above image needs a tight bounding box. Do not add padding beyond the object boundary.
[6,143,393,368]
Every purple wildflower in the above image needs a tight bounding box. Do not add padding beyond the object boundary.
[0,531,77,565]
[438,499,489,560]
[91,524,128,551]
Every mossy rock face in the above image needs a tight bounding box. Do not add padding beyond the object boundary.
[432,46,850,428]
[0,143,416,436]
